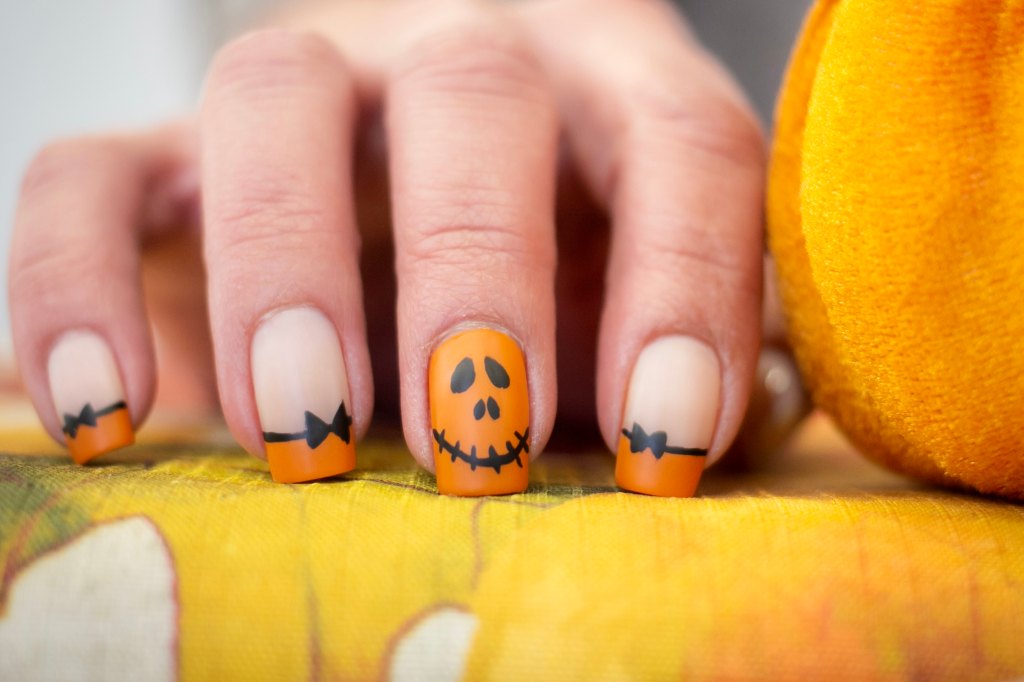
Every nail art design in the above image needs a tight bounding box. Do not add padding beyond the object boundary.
[429,328,530,496]
[615,336,720,498]
[62,401,128,438]
[251,308,356,484]
[621,423,708,459]
[263,403,353,449]
[60,400,134,465]
[432,427,530,472]
[48,331,135,464]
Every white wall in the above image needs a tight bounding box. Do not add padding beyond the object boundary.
[0,0,217,348]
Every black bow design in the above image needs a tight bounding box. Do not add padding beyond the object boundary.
[622,422,707,460]
[304,403,352,448]
[62,401,127,438]
[264,402,352,449]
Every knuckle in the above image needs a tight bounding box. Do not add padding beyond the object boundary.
[628,224,761,296]
[207,28,345,98]
[400,222,552,277]
[392,17,545,101]
[627,79,765,170]
[10,234,92,306]
[20,137,123,200]
[207,190,341,265]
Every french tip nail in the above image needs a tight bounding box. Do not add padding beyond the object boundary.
[429,327,530,496]
[48,331,135,464]
[614,335,720,498]
[66,405,135,465]
[252,307,356,484]
[266,432,356,483]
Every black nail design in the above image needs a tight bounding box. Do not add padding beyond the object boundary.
[451,357,476,394]
[621,422,707,460]
[484,357,510,389]
[264,402,353,449]
[431,428,529,473]
[63,401,128,438]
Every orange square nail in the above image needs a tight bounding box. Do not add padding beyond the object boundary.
[429,328,530,496]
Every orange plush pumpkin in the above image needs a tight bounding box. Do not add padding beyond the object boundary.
[768,0,1024,498]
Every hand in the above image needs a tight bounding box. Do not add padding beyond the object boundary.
[10,0,767,496]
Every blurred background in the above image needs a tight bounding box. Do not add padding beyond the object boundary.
[0,0,812,355]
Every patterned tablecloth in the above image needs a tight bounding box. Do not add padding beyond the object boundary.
[0,403,1022,681]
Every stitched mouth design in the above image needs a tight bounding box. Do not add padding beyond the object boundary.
[62,401,128,438]
[432,427,530,473]
[622,422,707,460]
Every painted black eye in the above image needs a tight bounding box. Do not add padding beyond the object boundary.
[451,357,475,394]
[484,357,510,389]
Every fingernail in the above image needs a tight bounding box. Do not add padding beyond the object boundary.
[251,307,356,483]
[615,336,720,497]
[429,328,530,496]
[48,331,134,464]
[729,346,811,467]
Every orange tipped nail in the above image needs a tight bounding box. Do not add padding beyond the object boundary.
[252,308,356,483]
[63,401,134,465]
[615,336,720,498]
[263,404,356,483]
[48,331,135,464]
[429,328,530,496]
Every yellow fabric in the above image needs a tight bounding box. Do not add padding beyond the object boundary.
[768,0,1024,498]
[2,412,1023,680]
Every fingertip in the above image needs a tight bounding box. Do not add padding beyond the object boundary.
[42,328,151,463]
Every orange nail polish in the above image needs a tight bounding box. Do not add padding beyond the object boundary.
[615,336,720,498]
[48,331,135,464]
[263,404,356,483]
[63,401,134,465]
[252,308,357,483]
[615,428,706,497]
[429,328,530,496]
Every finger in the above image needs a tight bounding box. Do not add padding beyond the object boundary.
[727,257,812,466]
[386,11,559,495]
[9,126,194,462]
[201,29,371,483]
[523,0,765,496]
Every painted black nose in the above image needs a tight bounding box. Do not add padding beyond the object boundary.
[473,397,501,421]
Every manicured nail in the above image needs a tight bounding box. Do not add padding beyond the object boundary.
[48,331,134,464]
[615,336,720,497]
[429,328,530,496]
[251,307,355,483]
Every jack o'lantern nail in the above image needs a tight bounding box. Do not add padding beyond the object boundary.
[429,328,530,496]
[615,336,720,497]
[48,331,134,464]
[251,307,356,483]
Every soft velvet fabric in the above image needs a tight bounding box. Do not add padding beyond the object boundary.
[769,0,1024,498]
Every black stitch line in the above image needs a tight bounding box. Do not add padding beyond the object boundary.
[432,428,529,473]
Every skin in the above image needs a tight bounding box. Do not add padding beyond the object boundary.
[9,0,769,472]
